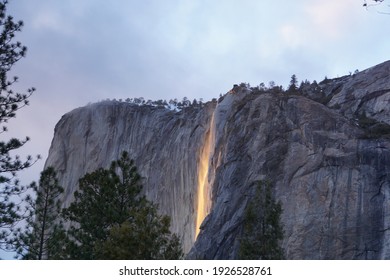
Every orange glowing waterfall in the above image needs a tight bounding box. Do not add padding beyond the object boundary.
[195,113,215,239]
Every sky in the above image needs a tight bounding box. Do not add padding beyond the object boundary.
[1,0,389,259]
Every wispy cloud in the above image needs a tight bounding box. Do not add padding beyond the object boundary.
[5,0,390,180]
[305,0,360,39]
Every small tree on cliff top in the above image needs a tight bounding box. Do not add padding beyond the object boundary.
[239,180,284,260]
[287,74,299,93]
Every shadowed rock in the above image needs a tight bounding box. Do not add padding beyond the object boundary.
[46,60,390,259]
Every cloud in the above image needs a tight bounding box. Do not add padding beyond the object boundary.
[31,7,77,36]
[305,0,359,39]
[279,24,303,49]
[7,0,390,157]
[31,10,61,31]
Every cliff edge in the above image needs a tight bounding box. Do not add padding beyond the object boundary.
[45,61,390,259]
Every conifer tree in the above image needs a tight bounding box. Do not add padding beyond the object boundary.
[0,0,37,249]
[98,201,183,260]
[288,74,299,93]
[239,180,284,260]
[12,167,66,259]
[63,151,182,259]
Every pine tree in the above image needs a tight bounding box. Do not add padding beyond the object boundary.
[12,167,66,259]
[239,180,284,260]
[63,151,182,259]
[98,201,183,260]
[0,0,37,250]
[288,74,298,93]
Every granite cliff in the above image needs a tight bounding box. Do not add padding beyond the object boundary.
[45,61,390,259]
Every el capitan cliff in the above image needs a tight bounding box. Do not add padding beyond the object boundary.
[45,61,390,259]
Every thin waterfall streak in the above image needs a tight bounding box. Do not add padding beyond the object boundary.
[195,113,215,239]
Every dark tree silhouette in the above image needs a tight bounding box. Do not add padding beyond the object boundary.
[239,180,284,260]
[0,0,38,250]
[287,74,299,94]
[62,152,183,259]
[12,167,66,259]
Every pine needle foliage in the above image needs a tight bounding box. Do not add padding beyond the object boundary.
[0,0,38,250]
[12,167,66,259]
[239,180,284,260]
[63,151,183,259]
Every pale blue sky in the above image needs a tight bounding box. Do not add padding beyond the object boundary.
[1,0,390,259]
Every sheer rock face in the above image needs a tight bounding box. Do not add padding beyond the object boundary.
[327,60,390,125]
[46,61,390,259]
[189,90,390,259]
[45,102,216,253]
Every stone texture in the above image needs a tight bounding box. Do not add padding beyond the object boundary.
[326,60,390,125]
[45,101,216,253]
[45,60,390,259]
[188,89,390,259]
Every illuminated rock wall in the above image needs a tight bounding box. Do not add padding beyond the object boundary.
[45,101,216,254]
[46,61,390,259]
